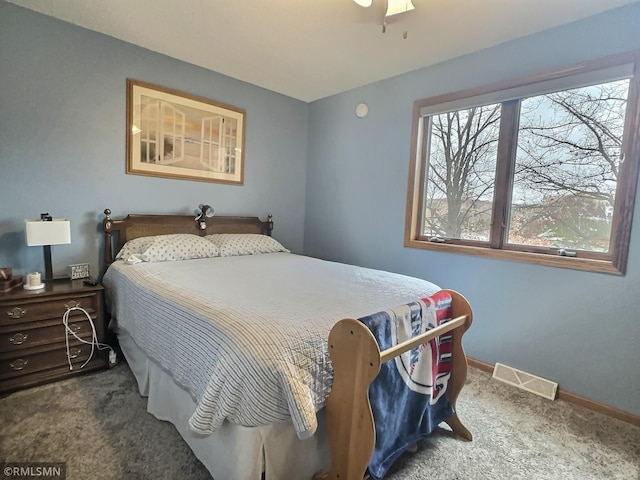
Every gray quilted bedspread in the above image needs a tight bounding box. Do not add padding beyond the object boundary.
[103,253,439,438]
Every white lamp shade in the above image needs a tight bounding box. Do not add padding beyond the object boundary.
[25,219,71,246]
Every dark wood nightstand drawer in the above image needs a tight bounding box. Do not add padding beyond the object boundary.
[2,293,99,326]
[0,318,94,352]
[0,355,106,394]
[0,341,94,380]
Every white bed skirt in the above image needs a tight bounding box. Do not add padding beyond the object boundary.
[117,328,331,480]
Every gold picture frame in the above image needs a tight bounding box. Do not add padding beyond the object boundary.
[126,79,246,185]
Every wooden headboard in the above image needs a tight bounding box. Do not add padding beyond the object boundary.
[102,208,273,267]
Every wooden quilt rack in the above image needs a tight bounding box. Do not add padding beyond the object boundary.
[314,290,473,480]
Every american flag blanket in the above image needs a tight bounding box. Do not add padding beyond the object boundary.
[358,291,455,480]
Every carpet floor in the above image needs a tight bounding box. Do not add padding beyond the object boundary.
[1,363,638,480]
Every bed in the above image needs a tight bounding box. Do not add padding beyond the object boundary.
[101,207,473,480]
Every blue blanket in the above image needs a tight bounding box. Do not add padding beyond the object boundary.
[358,292,455,480]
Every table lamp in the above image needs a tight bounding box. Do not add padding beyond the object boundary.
[25,214,71,284]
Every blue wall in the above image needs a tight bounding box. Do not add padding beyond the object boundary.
[305,4,640,415]
[2,1,639,416]
[0,1,308,278]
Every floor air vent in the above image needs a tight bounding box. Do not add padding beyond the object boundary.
[492,362,558,400]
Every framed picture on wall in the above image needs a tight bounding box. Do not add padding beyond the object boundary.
[126,79,246,185]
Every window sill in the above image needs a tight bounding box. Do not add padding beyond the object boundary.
[404,238,623,275]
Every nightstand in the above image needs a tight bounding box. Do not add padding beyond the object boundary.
[0,278,108,394]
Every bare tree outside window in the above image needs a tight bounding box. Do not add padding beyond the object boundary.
[424,105,500,240]
[511,80,629,251]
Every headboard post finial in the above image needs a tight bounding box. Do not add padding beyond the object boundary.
[103,208,114,267]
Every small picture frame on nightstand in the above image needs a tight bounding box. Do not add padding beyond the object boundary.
[69,263,90,280]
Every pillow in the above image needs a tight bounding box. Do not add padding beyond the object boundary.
[204,233,289,257]
[115,234,220,264]
[115,236,156,262]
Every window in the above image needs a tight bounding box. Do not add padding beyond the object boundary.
[405,51,640,274]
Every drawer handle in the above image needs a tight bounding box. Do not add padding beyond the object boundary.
[65,300,82,309]
[69,324,81,333]
[7,307,26,319]
[9,332,28,345]
[10,359,28,371]
[69,347,82,359]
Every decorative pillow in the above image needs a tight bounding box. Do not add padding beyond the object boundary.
[205,233,289,257]
[116,234,220,264]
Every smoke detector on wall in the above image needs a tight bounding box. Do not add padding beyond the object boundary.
[355,103,369,118]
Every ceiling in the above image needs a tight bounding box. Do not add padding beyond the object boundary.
[7,0,638,102]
